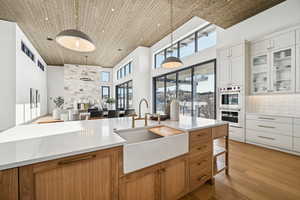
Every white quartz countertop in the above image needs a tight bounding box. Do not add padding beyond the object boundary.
[0,116,226,170]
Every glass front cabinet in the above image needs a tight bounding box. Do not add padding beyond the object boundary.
[251,35,296,94]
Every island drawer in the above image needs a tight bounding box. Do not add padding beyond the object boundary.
[189,128,211,142]
[212,125,228,139]
[189,168,211,191]
[189,142,212,156]
[189,155,212,172]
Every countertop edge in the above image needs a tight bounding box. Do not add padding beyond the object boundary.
[0,142,125,171]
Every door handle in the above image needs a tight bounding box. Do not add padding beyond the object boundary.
[58,155,96,165]
[258,125,275,129]
[258,136,275,140]
[258,117,275,120]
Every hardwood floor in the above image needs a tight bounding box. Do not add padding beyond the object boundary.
[181,139,300,200]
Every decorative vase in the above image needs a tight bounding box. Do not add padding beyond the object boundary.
[52,108,61,120]
[170,100,180,121]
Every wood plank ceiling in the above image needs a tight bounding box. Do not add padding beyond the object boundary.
[0,0,285,67]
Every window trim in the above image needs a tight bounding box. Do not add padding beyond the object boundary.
[153,59,216,119]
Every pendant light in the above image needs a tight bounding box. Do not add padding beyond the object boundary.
[161,0,183,68]
[55,0,96,52]
[80,56,93,81]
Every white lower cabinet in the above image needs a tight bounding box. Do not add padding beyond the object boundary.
[229,126,245,142]
[246,113,295,153]
[297,45,300,92]
[246,130,292,150]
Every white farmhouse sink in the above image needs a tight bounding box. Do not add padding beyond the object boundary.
[115,126,189,174]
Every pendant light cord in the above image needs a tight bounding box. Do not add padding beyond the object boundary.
[75,0,79,29]
[170,0,174,46]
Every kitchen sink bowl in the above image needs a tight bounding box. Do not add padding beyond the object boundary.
[115,126,188,174]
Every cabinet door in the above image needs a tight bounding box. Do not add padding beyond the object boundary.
[161,156,189,200]
[271,31,295,50]
[251,53,269,94]
[231,56,244,85]
[296,45,300,92]
[230,43,243,58]
[19,148,120,200]
[218,57,231,87]
[251,39,269,55]
[270,47,295,93]
[119,167,159,200]
[0,168,18,200]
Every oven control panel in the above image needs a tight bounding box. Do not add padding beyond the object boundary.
[219,86,241,92]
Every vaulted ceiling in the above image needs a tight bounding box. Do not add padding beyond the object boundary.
[0,0,285,67]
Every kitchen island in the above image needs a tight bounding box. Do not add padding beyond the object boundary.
[0,116,228,200]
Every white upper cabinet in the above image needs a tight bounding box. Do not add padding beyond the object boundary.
[270,31,295,50]
[251,29,297,94]
[251,39,269,55]
[296,45,300,92]
[217,42,248,88]
[231,56,244,86]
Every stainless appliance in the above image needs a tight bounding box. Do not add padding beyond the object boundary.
[220,109,243,128]
[219,86,241,110]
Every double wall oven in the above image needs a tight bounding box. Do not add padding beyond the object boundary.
[219,86,243,127]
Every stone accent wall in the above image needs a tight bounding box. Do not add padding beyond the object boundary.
[64,64,111,108]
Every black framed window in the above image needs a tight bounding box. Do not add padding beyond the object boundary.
[37,60,45,71]
[117,61,132,80]
[154,50,165,68]
[116,80,133,110]
[100,71,110,82]
[21,41,35,62]
[153,59,216,119]
[154,24,216,69]
[101,86,110,99]
[179,33,196,58]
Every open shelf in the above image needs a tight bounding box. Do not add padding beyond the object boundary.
[214,155,227,175]
[214,146,226,157]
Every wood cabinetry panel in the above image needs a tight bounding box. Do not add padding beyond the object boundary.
[212,125,228,139]
[20,147,121,200]
[119,171,158,200]
[0,168,18,200]
[161,157,189,200]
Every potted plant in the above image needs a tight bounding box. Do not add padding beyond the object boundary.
[51,96,64,119]
[106,98,115,110]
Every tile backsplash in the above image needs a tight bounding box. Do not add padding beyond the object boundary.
[247,94,300,116]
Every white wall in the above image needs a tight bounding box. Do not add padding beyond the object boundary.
[47,66,64,112]
[113,47,151,115]
[0,21,16,131]
[15,25,48,124]
[217,0,300,48]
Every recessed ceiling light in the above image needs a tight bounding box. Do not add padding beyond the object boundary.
[111,8,115,12]
[45,17,49,21]
[102,29,105,33]
[157,23,160,27]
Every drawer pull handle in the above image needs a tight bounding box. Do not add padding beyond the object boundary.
[197,160,207,166]
[258,136,275,140]
[258,125,275,129]
[58,155,96,165]
[258,117,275,120]
[198,175,208,181]
[197,146,206,151]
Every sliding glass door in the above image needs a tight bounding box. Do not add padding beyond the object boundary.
[153,60,216,119]
[116,80,133,110]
